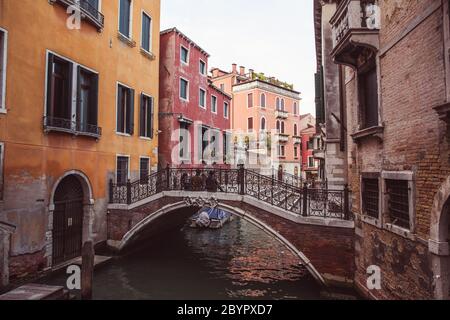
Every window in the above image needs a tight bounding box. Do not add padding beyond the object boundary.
[278,145,285,157]
[141,12,152,52]
[281,122,285,134]
[180,46,189,64]
[201,126,208,162]
[180,78,189,101]
[247,93,253,108]
[308,157,315,168]
[294,124,298,136]
[294,146,298,159]
[179,122,190,160]
[260,93,266,108]
[211,95,217,114]
[223,132,229,163]
[276,120,280,133]
[281,99,285,111]
[116,156,129,186]
[261,117,266,131]
[139,157,150,183]
[248,117,254,132]
[0,29,7,112]
[224,102,229,119]
[307,138,314,150]
[293,102,298,115]
[119,0,132,38]
[117,83,135,135]
[276,97,281,110]
[386,179,410,229]
[46,53,99,136]
[199,88,206,108]
[140,94,153,138]
[362,176,379,219]
[199,60,206,75]
[358,59,379,129]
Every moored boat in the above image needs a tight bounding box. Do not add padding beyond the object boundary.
[190,207,233,229]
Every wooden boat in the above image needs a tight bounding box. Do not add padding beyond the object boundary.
[190,207,233,229]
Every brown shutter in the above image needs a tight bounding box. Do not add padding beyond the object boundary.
[148,97,154,139]
[46,53,55,118]
[128,88,135,135]
[89,73,99,126]
[139,93,145,137]
[117,85,124,133]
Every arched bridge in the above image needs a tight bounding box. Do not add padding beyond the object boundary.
[107,166,355,287]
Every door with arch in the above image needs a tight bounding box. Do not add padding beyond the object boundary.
[52,175,84,266]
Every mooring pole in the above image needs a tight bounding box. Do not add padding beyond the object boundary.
[81,241,95,300]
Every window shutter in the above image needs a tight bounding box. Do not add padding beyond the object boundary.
[139,94,145,137]
[46,53,55,118]
[148,97,154,139]
[128,88,135,135]
[76,66,81,126]
[117,85,124,133]
[315,66,325,125]
[90,73,99,126]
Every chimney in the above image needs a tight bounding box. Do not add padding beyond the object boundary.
[249,69,254,78]
[239,66,245,76]
[211,68,219,78]
[232,63,237,73]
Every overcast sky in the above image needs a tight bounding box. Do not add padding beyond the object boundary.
[160,0,316,116]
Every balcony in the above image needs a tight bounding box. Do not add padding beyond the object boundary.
[330,0,380,68]
[293,136,302,144]
[275,110,289,119]
[49,0,105,31]
[275,133,289,143]
[44,116,102,139]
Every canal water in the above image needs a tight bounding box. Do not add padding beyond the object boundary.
[42,216,325,300]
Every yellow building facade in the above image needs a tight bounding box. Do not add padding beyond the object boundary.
[0,0,160,286]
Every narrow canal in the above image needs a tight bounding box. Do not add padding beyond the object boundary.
[42,216,326,300]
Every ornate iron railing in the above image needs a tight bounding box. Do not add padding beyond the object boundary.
[109,166,352,221]
[44,116,102,138]
[50,0,105,30]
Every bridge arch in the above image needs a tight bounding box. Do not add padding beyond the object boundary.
[115,200,326,286]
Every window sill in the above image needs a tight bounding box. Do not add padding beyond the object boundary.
[361,214,382,228]
[351,125,384,143]
[118,32,136,48]
[180,98,189,103]
[384,223,415,240]
[0,108,6,114]
[139,136,153,141]
[116,132,132,137]
[140,48,156,61]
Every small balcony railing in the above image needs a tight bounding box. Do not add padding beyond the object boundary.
[275,110,289,119]
[44,116,102,139]
[50,0,104,31]
[275,133,289,143]
[330,0,380,66]
[293,136,302,144]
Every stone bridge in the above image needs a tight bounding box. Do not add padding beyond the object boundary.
[107,167,355,287]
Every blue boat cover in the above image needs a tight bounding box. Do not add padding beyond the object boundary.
[194,207,231,220]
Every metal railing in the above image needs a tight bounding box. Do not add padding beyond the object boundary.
[44,116,102,138]
[50,0,104,30]
[109,166,352,221]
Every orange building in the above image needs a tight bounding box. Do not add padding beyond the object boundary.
[0,0,160,287]
[211,65,302,176]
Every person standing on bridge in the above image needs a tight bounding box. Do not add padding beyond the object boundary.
[205,171,224,193]
[191,170,204,191]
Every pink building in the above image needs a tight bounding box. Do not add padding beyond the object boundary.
[211,65,302,176]
[300,124,319,180]
[159,28,231,168]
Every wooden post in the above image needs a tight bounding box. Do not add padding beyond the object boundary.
[81,241,95,300]
[302,183,308,217]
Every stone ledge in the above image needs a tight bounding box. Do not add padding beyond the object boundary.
[351,126,384,143]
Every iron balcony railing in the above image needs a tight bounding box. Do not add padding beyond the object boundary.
[50,0,105,30]
[109,166,352,221]
[44,116,102,138]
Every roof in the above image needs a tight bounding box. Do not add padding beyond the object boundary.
[314,0,323,70]
[233,79,301,95]
[160,27,210,57]
[208,82,232,100]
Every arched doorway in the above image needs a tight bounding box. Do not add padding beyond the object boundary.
[52,175,84,265]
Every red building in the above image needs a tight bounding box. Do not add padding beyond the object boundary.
[300,124,319,180]
[159,28,232,168]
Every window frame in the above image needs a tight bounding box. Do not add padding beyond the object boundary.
[293,102,298,116]
[199,59,207,76]
[118,0,133,39]
[223,101,229,119]
[260,93,266,108]
[179,77,189,102]
[357,58,379,129]
[116,154,130,185]
[180,45,190,65]
[116,81,135,136]
[139,156,150,184]
[247,93,253,108]
[199,87,207,109]
[139,92,154,139]
[0,28,7,113]
[381,171,416,237]
[140,10,152,53]
[360,172,381,222]
[211,95,218,114]
[260,117,266,132]
[308,156,315,168]
[247,117,254,132]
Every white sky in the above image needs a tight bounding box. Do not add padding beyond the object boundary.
[160,0,316,116]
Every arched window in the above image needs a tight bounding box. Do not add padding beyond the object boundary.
[293,102,298,115]
[260,93,266,108]
[281,99,285,111]
[281,121,285,134]
[261,117,266,131]
[276,120,280,133]
[294,124,298,136]
[276,97,280,111]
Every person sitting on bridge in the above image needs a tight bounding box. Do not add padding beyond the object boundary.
[205,171,224,193]
[191,170,204,191]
